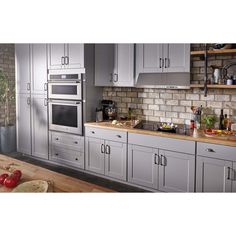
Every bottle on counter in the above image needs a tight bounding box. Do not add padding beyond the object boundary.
[127,107,132,120]
[223,114,231,130]
[219,109,224,130]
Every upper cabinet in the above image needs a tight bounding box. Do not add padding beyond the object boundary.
[15,44,47,95]
[95,44,134,87]
[136,44,190,77]
[48,44,84,69]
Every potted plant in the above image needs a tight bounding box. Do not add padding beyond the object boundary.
[0,70,16,153]
[202,115,216,130]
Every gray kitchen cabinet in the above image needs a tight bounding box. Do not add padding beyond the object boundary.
[232,162,236,192]
[196,142,236,192]
[15,44,47,95]
[128,144,158,189]
[16,94,31,155]
[158,149,195,192]
[196,156,232,192]
[95,44,134,87]
[135,44,190,78]
[31,94,48,159]
[15,44,30,94]
[104,140,127,181]
[49,131,85,169]
[85,137,105,175]
[48,44,84,69]
[31,44,48,94]
[85,127,127,181]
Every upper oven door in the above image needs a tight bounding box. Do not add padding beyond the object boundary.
[48,81,82,100]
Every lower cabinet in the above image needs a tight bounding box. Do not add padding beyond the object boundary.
[196,156,232,192]
[128,144,195,192]
[85,136,127,181]
[196,142,236,193]
[49,131,85,169]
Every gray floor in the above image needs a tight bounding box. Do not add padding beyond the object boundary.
[5,152,148,192]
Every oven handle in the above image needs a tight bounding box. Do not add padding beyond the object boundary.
[48,99,81,105]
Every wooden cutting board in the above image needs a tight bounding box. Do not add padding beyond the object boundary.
[0,154,114,193]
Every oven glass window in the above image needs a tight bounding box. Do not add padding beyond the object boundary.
[52,104,78,127]
[52,85,77,95]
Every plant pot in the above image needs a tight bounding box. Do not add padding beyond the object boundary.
[0,125,16,153]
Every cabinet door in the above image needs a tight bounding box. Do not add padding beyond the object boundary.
[31,94,48,159]
[158,150,195,192]
[105,141,127,181]
[164,44,190,73]
[66,44,84,69]
[136,44,163,75]
[113,44,134,87]
[95,44,115,86]
[196,156,232,192]
[128,144,158,189]
[85,137,105,174]
[48,44,65,69]
[232,162,236,192]
[15,44,30,94]
[31,44,48,95]
[16,94,31,155]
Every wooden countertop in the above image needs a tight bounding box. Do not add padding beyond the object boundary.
[85,122,236,147]
[0,155,114,192]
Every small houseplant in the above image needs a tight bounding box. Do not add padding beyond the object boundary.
[0,70,16,153]
[202,115,216,130]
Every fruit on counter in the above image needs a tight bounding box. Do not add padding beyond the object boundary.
[2,170,22,188]
[112,120,117,125]
[0,173,9,185]
[12,170,22,181]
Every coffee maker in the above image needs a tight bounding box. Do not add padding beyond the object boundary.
[101,100,116,120]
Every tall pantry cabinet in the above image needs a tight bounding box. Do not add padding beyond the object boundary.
[15,44,48,159]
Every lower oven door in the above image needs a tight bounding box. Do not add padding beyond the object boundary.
[49,100,82,135]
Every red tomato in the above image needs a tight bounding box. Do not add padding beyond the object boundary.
[0,173,9,185]
[13,170,22,181]
[3,175,18,188]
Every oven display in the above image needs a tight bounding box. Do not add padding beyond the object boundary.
[52,104,78,127]
[51,85,77,95]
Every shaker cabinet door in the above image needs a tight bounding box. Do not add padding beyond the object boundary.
[31,94,48,160]
[66,44,84,69]
[15,44,31,94]
[164,44,190,73]
[128,144,158,189]
[196,156,232,192]
[85,137,105,175]
[105,141,127,181]
[48,44,65,69]
[16,94,31,155]
[158,150,195,192]
[31,44,48,94]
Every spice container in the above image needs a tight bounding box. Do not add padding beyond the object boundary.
[226,76,233,85]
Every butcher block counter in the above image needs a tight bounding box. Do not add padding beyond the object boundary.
[0,155,113,193]
[85,121,236,147]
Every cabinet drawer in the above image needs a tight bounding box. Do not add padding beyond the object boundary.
[85,127,127,143]
[51,131,84,152]
[51,145,84,169]
[128,133,195,154]
[197,142,236,161]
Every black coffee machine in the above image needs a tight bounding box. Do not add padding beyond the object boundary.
[101,100,115,120]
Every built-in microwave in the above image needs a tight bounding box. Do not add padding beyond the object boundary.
[48,81,82,100]
[49,99,82,135]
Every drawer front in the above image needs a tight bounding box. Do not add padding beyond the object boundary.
[51,131,84,152]
[51,145,84,169]
[85,127,127,143]
[128,133,195,154]
[197,142,236,161]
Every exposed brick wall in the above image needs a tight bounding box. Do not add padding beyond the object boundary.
[103,44,236,126]
[0,44,15,125]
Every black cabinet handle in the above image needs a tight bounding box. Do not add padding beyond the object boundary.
[61,56,65,65]
[75,158,78,161]
[206,148,215,153]
[164,58,167,68]
[91,131,95,134]
[55,153,59,156]
[227,167,231,180]
[154,154,157,165]
[65,56,69,65]
[160,155,167,166]
[105,145,111,155]
[55,138,59,141]
[101,144,105,154]
[159,58,162,68]
[74,141,78,144]
[116,135,122,138]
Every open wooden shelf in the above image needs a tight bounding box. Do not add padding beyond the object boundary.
[190,84,236,89]
[191,48,236,56]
